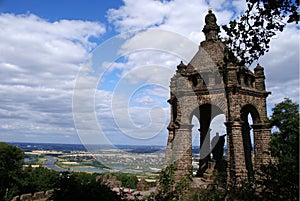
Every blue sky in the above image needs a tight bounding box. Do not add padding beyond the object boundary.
[0,0,121,41]
[0,0,299,146]
[0,0,119,21]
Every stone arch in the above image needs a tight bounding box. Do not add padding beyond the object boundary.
[189,104,225,176]
[240,104,261,124]
[240,104,261,180]
[190,103,225,121]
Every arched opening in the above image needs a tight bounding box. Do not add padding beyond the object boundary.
[210,114,227,174]
[191,116,200,176]
[240,104,261,180]
[190,104,225,177]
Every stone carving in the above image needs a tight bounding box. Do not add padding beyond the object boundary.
[202,10,220,41]
[205,10,217,25]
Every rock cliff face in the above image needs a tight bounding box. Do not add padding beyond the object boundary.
[11,190,53,201]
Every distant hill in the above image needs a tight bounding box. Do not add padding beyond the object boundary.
[7,142,166,154]
[7,142,86,152]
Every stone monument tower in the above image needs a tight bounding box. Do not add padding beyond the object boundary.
[165,10,271,184]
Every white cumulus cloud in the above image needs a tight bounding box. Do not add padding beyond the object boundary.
[0,13,105,143]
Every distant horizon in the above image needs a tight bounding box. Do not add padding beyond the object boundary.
[5,141,232,150]
[4,141,168,147]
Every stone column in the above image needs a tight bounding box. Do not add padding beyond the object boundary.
[252,124,271,172]
[254,64,266,91]
[197,127,211,176]
[164,128,175,167]
[226,64,238,87]
[242,122,254,179]
[171,124,193,179]
[226,121,248,185]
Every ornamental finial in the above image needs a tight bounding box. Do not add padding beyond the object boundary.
[202,9,220,41]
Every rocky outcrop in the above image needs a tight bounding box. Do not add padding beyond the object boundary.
[96,175,122,188]
[11,190,53,201]
[136,178,149,191]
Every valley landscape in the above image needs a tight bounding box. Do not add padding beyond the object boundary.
[11,142,166,181]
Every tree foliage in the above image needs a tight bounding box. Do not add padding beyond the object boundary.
[0,142,24,201]
[114,173,138,189]
[258,98,299,200]
[269,98,299,161]
[19,167,59,194]
[155,163,194,201]
[50,172,121,201]
[223,0,299,65]
[0,143,123,201]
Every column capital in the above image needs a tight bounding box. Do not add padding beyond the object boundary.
[198,127,212,133]
[251,123,269,130]
[178,123,194,130]
[225,121,242,127]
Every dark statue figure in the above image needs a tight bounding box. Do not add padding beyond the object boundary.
[211,133,226,172]
[211,132,225,162]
